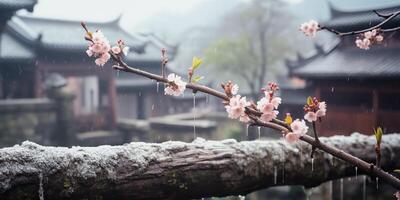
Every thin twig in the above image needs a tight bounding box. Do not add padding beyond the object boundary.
[320,11,400,36]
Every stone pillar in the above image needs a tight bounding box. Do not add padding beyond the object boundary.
[48,87,75,146]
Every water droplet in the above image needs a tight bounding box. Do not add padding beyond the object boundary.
[355,166,358,179]
[340,178,344,200]
[193,93,196,139]
[311,158,314,172]
[375,177,378,190]
[245,124,249,138]
[38,172,44,200]
[258,127,261,140]
[363,176,366,200]
[274,166,277,184]
[117,70,120,77]
[282,147,285,183]
[139,92,142,96]
[156,82,159,93]
[238,195,245,200]
[205,95,209,104]
[151,104,155,110]
[331,87,335,92]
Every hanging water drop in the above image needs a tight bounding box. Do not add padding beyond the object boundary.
[117,70,120,77]
[38,172,44,200]
[355,166,358,179]
[311,158,314,172]
[156,82,159,93]
[375,177,378,190]
[340,178,344,200]
[258,127,261,140]
[363,176,366,200]
[151,104,155,110]
[205,95,209,104]
[246,124,249,137]
[274,166,277,184]
[192,98,196,138]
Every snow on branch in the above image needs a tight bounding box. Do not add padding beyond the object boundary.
[0,133,399,200]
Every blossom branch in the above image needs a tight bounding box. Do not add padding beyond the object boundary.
[319,11,400,36]
[108,53,400,189]
[81,23,400,190]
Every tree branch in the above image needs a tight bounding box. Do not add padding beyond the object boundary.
[320,10,400,36]
[109,52,400,189]
[0,133,399,200]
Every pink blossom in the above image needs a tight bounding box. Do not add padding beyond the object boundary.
[239,114,250,123]
[300,20,319,37]
[122,46,130,56]
[111,46,121,54]
[271,97,281,109]
[285,132,301,143]
[355,38,371,50]
[260,110,279,122]
[291,119,308,135]
[231,84,239,95]
[395,191,400,200]
[86,49,93,57]
[375,35,384,42]
[316,101,327,117]
[164,73,187,96]
[304,111,318,122]
[225,95,249,119]
[85,30,111,66]
[94,53,111,67]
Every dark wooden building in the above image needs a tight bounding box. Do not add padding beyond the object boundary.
[286,4,400,136]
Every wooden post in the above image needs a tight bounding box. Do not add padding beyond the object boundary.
[108,73,117,128]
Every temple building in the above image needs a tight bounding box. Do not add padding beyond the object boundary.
[286,3,400,136]
[0,1,184,133]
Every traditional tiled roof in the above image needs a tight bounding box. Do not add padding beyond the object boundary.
[325,3,400,33]
[0,0,36,12]
[0,28,35,64]
[290,46,400,79]
[11,15,147,54]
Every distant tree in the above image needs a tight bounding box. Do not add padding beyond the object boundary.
[205,0,293,100]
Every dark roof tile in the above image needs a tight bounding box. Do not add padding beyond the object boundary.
[292,47,400,79]
[0,0,36,11]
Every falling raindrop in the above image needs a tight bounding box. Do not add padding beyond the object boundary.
[151,104,155,110]
[205,95,209,104]
[331,87,335,92]
[193,93,196,139]
[340,178,344,200]
[156,82,159,93]
[258,127,261,140]
[311,158,314,172]
[375,177,378,190]
[38,172,44,200]
[139,92,142,96]
[363,176,366,200]
[355,166,358,179]
[246,124,249,137]
[274,166,277,184]
[282,146,285,183]
[117,70,120,77]
[238,195,245,200]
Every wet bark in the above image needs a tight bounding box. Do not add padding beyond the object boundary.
[0,133,399,200]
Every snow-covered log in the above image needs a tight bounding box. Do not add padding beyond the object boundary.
[0,133,399,200]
